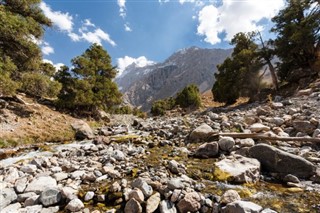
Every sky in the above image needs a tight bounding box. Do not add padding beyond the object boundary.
[39,0,286,75]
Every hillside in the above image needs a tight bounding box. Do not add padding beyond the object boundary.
[116,47,232,110]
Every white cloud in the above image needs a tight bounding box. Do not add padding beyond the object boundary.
[79,28,116,46]
[197,0,285,45]
[43,59,64,71]
[124,23,132,32]
[42,44,54,55]
[179,0,195,4]
[117,56,155,76]
[40,2,73,32]
[118,0,126,18]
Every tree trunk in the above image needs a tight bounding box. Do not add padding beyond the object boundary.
[267,62,279,91]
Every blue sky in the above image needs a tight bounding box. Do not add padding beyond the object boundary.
[39,0,286,75]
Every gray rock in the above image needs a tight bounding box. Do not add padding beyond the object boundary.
[113,150,126,161]
[168,160,180,174]
[239,138,255,147]
[65,198,84,212]
[124,198,142,213]
[40,188,62,206]
[20,205,43,213]
[249,123,270,133]
[167,178,184,190]
[131,178,153,197]
[283,174,300,183]
[177,192,201,213]
[53,172,68,181]
[271,102,283,109]
[110,181,121,192]
[84,191,95,201]
[25,176,57,194]
[208,112,220,120]
[71,121,94,140]
[195,142,219,158]
[219,137,235,152]
[189,123,215,142]
[70,170,86,179]
[146,192,161,213]
[4,167,19,184]
[249,144,316,178]
[221,200,263,213]
[214,155,260,183]
[0,188,17,209]
[61,187,78,200]
[40,206,60,213]
[15,176,28,193]
[0,202,21,213]
[17,192,37,202]
[21,164,37,174]
[261,208,278,213]
[160,200,177,213]
[128,188,144,203]
[293,120,316,134]
[24,195,40,206]
[220,190,241,205]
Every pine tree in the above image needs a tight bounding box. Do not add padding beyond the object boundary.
[212,32,263,104]
[271,0,320,81]
[57,44,122,113]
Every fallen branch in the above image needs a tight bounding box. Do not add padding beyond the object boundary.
[213,132,320,143]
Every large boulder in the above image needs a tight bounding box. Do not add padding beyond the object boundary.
[194,142,219,158]
[249,144,316,178]
[214,155,260,183]
[71,121,94,140]
[25,176,57,194]
[221,200,263,213]
[189,123,215,142]
[0,188,17,209]
[177,192,201,213]
[292,120,317,134]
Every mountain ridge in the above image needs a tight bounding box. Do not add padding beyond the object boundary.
[116,46,233,110]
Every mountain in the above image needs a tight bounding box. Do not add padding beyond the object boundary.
[116,46,232,110]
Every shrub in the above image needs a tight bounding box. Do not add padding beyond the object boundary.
[20,72,62,98]
[175,84,201,108]
[151,98,175,116]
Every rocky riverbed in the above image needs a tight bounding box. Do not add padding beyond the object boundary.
[1,80,320,213]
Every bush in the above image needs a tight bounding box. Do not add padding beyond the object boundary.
[20,73,62,98]
[151,98,175,116]
[175,84,201,108]
[0,56,19,96]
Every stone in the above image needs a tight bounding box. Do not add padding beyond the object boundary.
[221,200,263,213]
[239,138,255,147]
[40,188,62,207]
[17,192,37,202]
[40,206,60,213]
[25,176,57,194]
[195,142,219,158]
[84,191,95,201]
[293,120,316,134]
[146,192,161,213]
[71,120,94,140]
[189,123,215,142]
[25,195,40,206]
[65,198,84,212]
[219,137,235,152]
[112,150,126,161]
[168,160,180,174]
[124,198,142,213]
[128,188,144,203]
[1,202,21,213]
[249,144,316,178]
[256,106,271,116]
[261,208,278,213]
[61,187,78,200]
[0,188,17,209]
[15,176,28,193]
[167,178,184,190]
[220,190,241,205]
[21,164,37,174]
[170,189,182,203]
[283,174,300,183]
[102,166,121,178]
[214,155,260,183]
[131,178,153,197]
[249,123,270,133]
[4,167,19,184]
[110,181,121,192]
[208,112,220,120]
[53,172,68,181]
[160,200,177,213]
[177,192,201,213]
[70,170,86,179]
[20,205,43,213]
[297,88,313,96]
[271,102,283,109]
